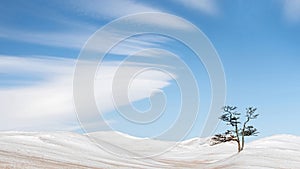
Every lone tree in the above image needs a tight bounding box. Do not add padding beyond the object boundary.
[211,106,259,152]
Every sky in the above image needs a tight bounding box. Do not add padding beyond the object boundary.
[0,0,300,141]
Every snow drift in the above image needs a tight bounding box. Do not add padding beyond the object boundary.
[0,131,299,169]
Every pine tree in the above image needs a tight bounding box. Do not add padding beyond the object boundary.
[211,106,259,152]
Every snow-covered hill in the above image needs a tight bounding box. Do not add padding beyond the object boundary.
[0,131,299,169]
[205,134,300,169]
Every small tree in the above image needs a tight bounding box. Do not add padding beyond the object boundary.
[211,106,259,152]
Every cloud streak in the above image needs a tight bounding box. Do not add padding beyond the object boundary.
[172,0,219,16]
[0,55,175,131]
[0,1,196,52]
[64,0,161,19]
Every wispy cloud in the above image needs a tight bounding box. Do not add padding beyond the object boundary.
[0,1,196,53]
[0,56,77,131]
[0,55,175,131]
[0,27,171,55]
[64,0,161,19]
[283,0,300,23]
[0,1,192,132]
[172,0,219,16]
[0,28,91,50]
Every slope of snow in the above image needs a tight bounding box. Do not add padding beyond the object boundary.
[0,132,166,169]
[0,131,299,169]
[205,134,300,169]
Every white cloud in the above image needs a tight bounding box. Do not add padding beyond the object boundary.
[283,0,300,23]
[172,0,218,16]
[0,27,174,56]
[0,56,174,131]
[65,0,161,19]
[123,13,195,31]
[0,56,77,131]
[0,1,196,52]
[97,33,172,56]
[95,61,174,114]
[0,28,92,49]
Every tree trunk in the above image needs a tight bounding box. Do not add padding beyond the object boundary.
[237,140,241,152]
[241,131,245,151]
[241,117,250,151]
[234,123,241,152]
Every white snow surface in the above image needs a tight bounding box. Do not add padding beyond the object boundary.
[0,131,299,169]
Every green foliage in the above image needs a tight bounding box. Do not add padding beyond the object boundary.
[211,106,259,152]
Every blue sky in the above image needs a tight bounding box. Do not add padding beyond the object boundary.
[0,0,300,140]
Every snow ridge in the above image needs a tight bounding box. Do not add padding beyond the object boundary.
[0,131,299,168]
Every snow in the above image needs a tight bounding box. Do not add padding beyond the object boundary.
[0,131,299,168]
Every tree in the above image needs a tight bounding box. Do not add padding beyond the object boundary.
[211,106,259,152]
